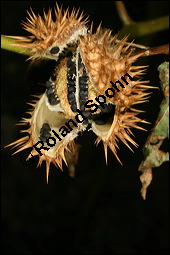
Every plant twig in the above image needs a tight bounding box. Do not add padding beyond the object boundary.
[115,1,134,25]
[133,44,169,57]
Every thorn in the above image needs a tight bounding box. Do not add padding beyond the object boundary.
[103,143,108,165]
[46,161,50,184]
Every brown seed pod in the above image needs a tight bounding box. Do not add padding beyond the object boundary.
[6,3,153,182]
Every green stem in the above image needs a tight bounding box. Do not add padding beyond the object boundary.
[118,15,169,39]
[1,35,32,56]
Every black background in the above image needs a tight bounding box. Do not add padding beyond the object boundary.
[1,1,169,254]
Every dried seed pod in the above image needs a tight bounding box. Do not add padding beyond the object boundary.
[6,3,153,182]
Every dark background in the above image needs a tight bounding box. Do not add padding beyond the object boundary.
[1,1,169,254]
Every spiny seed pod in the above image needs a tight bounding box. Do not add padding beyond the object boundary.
[6,3,153,182]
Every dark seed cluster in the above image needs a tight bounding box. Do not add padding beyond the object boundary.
[39,123,51,142]
[67,56,77,112]
[89,104,115,125]
[46,81,60,105]
[78,53,88,112]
